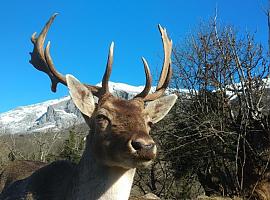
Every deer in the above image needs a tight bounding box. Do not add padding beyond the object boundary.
[0,14,177,200]
[0,160,45,194]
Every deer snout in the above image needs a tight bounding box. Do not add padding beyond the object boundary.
[129,138,157,161]
[131,140,155,151]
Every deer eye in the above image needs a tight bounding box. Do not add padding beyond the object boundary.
[148,121,153,128]
[95,114,110,130]
[96,114,107,120]
[96,114,110,123]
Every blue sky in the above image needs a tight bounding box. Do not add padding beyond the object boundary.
[0,0,268,113]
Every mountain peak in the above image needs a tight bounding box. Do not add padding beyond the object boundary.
[0,82,153,135]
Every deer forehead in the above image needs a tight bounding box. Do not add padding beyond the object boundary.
[97,97,147,122]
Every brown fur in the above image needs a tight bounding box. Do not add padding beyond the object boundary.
[0,95,162,200]
[0,76,178,200]
[85,95,155,169]
[0,160,45,193]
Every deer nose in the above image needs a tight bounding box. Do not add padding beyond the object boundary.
[129,138,157,161]
[131,139,155,151]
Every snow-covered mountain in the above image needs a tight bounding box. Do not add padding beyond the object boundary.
[1,78,269,135]
[0,82,158,135]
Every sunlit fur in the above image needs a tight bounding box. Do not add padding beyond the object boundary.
[85,94,156,169]
[0,89,176,200]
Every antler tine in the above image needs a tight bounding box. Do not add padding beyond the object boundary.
[143,63,173,101]
[45,41,66,86]
[30,14,113,97]
[134,57,152,98]
[101,42,114,94]
[135,25,173,101]
[156,24,173,90]
[30,13,66,92]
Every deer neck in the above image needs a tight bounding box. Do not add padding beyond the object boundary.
[66,135,136,200]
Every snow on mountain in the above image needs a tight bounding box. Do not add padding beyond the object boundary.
[0,96,76,134]
[0,82,154,135]
[1,78,269,135]
[98,81,148,94]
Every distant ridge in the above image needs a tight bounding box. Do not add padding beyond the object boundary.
[0,82,158,135]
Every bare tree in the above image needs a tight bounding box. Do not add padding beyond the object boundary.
[32,130,61,162]
[166,17,270,198]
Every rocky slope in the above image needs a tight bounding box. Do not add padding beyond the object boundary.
[0,82,153,135]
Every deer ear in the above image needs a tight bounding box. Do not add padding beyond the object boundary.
[66,74,95,117]
[145,94,177,124]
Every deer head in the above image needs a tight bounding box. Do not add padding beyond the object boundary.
[30,13,177,170]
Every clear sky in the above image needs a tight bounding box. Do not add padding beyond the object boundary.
[0,0,268,113]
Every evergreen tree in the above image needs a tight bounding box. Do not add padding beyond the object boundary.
[59,130,84,163]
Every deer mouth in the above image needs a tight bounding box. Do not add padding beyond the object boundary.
[134,156,155,168]
[136,148,157,161]
[119,154,154,168]
[127,139,157,159]
[128,145,157,168]
[112,145,157,169]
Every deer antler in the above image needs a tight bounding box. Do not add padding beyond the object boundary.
[29,13,113,97]
[134,57,152,98]
[30,14,172,101]
[134,24,173,101]
[30,13,66,92]
[101,42,114,95]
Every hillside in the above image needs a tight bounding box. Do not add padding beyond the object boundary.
[0,82,153,135]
